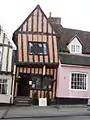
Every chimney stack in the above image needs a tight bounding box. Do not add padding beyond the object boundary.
[49,12,52,18]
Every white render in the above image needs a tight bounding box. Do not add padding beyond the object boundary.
[8,48,13,72]
[0,27,14,104]
[67,36,82,54]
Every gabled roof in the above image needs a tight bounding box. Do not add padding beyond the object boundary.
[14,4,55,34]
[67,34,83,46]
[0,26,13,47]
[49,17,90,53]
[59,53,90,66]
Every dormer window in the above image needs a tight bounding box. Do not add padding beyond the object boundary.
[71,45,80,53]
[67,35,82,54]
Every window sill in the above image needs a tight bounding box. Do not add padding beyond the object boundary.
[69,88,88,92]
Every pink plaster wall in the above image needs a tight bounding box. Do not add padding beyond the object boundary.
[56,64,90,98]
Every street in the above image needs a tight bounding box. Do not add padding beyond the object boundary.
[1,116,90,120]
[0,106,90,120]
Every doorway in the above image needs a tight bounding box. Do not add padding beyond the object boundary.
[18,73,30,96]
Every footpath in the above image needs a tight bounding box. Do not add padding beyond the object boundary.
[0,105,90,119]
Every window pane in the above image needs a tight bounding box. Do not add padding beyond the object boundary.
[71,45,75,52]
[33,43,38,54]
[43,76,52,89]
[76,45,80,52]
[2,84,7,94]
[38,43,43,54]
[29,43,33,54]
[31,75,41,89]
[36,77,41,89]
[0,79,2,83]
[3,79,7,83]
[43,43,47,55]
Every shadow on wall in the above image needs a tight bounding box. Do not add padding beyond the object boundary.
[55,98,88,105]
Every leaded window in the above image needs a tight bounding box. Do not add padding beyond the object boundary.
[70,72,88,90]
[29,42,47,55]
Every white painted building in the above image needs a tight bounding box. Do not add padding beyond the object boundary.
[0,27,14,104]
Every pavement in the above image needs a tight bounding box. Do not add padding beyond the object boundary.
[0,105,90,119]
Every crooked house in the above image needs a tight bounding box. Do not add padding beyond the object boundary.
[12,5,58,104]
[12,5,90,105]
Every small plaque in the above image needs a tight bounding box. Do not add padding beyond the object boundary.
[29,81,32,85]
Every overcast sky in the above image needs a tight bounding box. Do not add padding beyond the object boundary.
[0,0,90,45]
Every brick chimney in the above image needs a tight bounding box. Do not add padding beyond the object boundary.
[49,12,52,18]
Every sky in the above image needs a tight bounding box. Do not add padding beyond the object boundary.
[0,0,90,47]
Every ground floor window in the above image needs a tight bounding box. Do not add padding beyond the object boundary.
[29,74,52,90]
[70,72,88,90]
[0,79,8,94]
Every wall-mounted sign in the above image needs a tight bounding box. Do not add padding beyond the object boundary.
[29,81,32,85]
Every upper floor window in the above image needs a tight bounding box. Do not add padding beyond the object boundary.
[28,42,47,55]
[71,45,81,53]
[67,36,82,54]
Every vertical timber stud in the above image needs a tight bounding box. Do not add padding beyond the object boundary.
[42,12,45,63]
[47,21,50,63]
[55,68,58,98]
[6,42,10,72]
[14,66,17,96]
[21,27,24,62]
[37,8,40,63]
[32,13,34,62]
[52,28,55,63]
[27,20,29,62]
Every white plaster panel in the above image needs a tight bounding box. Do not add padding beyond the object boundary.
[1,46,7,71]
[8,48,12,72]
[4,37,8,45]
[0,30,4,44]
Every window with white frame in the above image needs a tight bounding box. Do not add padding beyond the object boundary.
[70,72,88,90]
[76,45,80,52]
[71,45,75,52]
[0,79,8,94]
[71,45,81,53]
